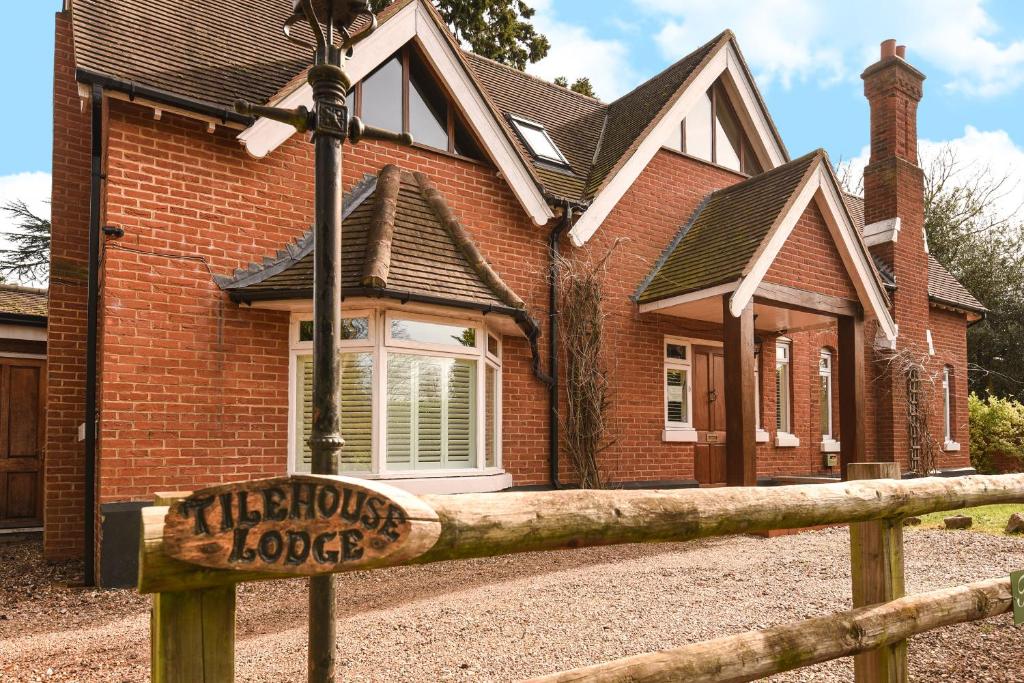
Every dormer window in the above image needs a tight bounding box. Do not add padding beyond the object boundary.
[351,45,482,160]
[509,115,569,166]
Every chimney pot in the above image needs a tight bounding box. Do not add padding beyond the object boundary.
[896,44,907,59]
[881,39,897,59]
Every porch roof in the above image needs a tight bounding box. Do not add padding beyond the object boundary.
[635,150,824,305]
[215,165,527,319]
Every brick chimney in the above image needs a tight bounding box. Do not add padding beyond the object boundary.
[862,40,929,342]
[862,40,931,466]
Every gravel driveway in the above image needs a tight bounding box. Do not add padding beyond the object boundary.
[1,528,1022,682]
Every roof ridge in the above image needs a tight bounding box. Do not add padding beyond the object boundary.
[0,284,47,295]
[462,51,606,105]
[605,29,733,108]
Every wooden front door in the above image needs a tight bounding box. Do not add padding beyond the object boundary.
[0,359,45,528]
[692,347,727,485]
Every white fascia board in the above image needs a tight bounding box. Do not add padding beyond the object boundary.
[728,170,820,317]
[412,4,551,225]
[238,1,418,158]
[637,281,738,314]
[727,162,898,342]
[569,42,787,247]
[862,217,900,246]
[236,2,552,225]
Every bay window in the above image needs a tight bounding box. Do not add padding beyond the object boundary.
[290,309,502,478]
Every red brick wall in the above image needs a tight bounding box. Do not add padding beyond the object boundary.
[763,201,858,301]
[45,12,93,560]
[929,306,971,469]
[95,99,551,499]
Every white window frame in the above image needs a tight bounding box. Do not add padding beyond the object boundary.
[819,350,841,452]
[287,307,504,479]
[509,114,570,166]
[775,339,799,447]
[754,345,768,443]
[942,366,960,451]
[663,337,694,438]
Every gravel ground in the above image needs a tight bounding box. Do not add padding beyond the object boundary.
[1,528,1022,682]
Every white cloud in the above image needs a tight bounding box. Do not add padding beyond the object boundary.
[525,0,637,99]
[635,0,1024,96]
[840,126,1024,219]
[0,172,51,285]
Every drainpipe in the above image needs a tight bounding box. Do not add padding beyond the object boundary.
[547,202,573,489]
[84,83,103,586]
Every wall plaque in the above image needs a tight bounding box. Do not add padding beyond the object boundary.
[163,475,441,575]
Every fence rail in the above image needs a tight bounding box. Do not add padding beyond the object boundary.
[139,470,1024,682]
[139,473,1024,593]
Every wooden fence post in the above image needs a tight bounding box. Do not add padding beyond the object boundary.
[148,493,236,683]
[848,462,906,683]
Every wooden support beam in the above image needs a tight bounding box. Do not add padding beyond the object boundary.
[849,462,906,683]
[754,282,861,317]
[152,585,236,683]
[521,576,1011,683]
[839,314,866,480]
[723,296,756,486]
[138,474,1024,594]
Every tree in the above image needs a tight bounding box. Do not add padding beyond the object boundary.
[554,75,596,98]
[370,0,549,70]
[0,200,50,285]
[922,147,1024,401]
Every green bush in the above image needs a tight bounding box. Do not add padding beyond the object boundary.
[968,392,1024,473]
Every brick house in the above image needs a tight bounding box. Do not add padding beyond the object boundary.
[50,0,985,584]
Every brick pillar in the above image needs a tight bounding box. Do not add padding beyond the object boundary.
[45,11,93,560]
[862,41,929,468]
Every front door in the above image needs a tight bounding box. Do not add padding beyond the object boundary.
[692,347,727,485]
[0,359,45,528]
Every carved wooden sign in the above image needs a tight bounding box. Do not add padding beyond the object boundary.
[163,475,441,575]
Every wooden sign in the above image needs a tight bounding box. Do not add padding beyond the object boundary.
[1013,570,1024,626]
[163,475,441,575]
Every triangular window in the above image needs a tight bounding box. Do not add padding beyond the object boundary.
[665,78,762,176]
[351,45,483,160]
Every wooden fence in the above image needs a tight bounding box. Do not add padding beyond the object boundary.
[139,467,1024,682]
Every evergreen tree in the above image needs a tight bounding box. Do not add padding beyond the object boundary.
[0,200,50,285]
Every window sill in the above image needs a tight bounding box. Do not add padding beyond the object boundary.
[775,432,800,448]
[756,429,770,443]
[821,439,841,453]
[943,440,961,453]
[663,428,698,443]
[331,470,513,495]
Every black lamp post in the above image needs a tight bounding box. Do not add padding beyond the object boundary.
[235,2,412,681]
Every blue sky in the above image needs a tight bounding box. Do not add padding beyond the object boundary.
[3,1,1024,225]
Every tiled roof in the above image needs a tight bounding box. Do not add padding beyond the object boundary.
[68,2,783,204]
[842,195,986,313]
[636,151,822,304]
[0,285,47,318]
[216,165,526,313]
[584,32,726,198]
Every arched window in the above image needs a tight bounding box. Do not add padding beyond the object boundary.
[819,349,834,441]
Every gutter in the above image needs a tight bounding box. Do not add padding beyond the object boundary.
[84,83,103,586]
[0,312,47,328]
[76,69,253,127]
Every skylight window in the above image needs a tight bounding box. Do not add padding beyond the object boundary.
[509,115,569,166]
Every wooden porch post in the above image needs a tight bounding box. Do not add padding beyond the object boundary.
[838,312,866,480]
[723,296,756,486]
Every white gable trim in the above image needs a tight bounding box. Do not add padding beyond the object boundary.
[637,281,738,314]
[569,41,787,247]
[727,162,897,341]
[236,1,554,226]
[862,217,900,246]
